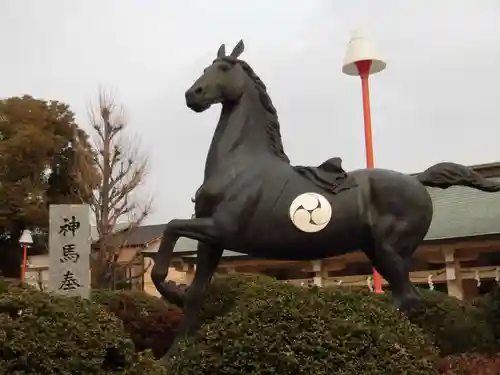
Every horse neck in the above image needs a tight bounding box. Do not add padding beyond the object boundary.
[203,90,282,180]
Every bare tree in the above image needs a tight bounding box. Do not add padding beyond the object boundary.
[78,88,152,288]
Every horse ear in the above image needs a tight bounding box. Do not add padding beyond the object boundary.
[230,40,245,59]
[217,44,226,58]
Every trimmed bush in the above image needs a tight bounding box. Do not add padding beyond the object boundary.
[438,353,500,374]
[403,289,496,355]
[0,279,166,375]
[470,283,500,347]
[93,289,183,358]
[167,274,439,375]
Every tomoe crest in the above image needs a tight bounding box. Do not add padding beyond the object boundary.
[289,193,332,233]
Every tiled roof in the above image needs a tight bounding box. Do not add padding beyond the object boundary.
[90,222,129,241]
[425,177,500,240]
[117,224,167,245]
[94,223,200,252]
[184,249,245,258]
[142,236,198,253]
[94,224,167,248]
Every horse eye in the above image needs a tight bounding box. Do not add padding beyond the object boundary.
[219,65,230,72]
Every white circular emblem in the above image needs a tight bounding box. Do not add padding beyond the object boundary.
[289,192,332,233]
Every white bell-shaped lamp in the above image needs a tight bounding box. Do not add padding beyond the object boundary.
[19,229,34,247]
[342,29,386,76]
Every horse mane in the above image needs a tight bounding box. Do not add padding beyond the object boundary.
[222,57,290,163]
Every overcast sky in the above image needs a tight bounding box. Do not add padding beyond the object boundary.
[2,0,499,224]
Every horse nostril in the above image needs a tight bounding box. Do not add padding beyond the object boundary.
[194,86,203,96]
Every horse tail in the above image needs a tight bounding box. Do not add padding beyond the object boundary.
[416,162,500,192]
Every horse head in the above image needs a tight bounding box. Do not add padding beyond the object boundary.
[185,40,247,113]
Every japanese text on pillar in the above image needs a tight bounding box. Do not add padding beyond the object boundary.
[48,205,90,298]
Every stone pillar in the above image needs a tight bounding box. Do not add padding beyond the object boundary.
[311,260,323,287]
[443,248,463,300]
[182,263,196,284]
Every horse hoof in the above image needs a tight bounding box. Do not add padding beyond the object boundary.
[392,291,423,312]
[398,297,423,313]
[157,355,171,367]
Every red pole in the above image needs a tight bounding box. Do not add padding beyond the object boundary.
[21,245,27,281]
[355,60,383,294]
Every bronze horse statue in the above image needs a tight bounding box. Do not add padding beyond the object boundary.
[152,40,500,361]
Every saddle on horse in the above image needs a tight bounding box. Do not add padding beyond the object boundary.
[294,157,357,195]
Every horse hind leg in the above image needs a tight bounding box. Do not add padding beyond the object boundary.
[361,215,423,311]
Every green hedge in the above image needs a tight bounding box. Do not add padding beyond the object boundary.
[6,272,492,374]
[395,289,496,355]
[166,274,439,375]
[0,279,166,375]
[438,353,500,374]
[93,289,183,358]
[86,275,496,374]
[470,283,500,347]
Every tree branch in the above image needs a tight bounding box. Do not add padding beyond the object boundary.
[79,87,153,289]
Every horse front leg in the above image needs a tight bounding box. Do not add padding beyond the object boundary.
[159,242,223,364]
[151,218,219,308]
